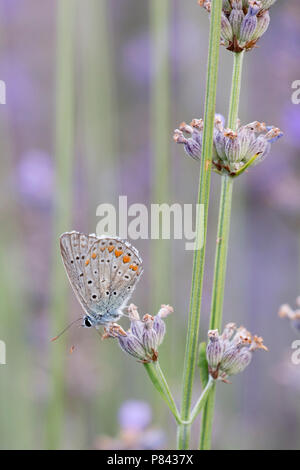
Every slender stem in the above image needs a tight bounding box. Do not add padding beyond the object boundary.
[227,52,244,130]
[46,0,75,449]
[150,0,171,309]
[190,376,214,423]
[199,51,244,450]
[144,362,181,423]
[177,0,223,450]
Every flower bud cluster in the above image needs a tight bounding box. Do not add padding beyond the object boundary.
[279,297,300,334]
[104,304,173,363]
[198,0,277,52]
[174,115,282,177]
[206,323,267,381]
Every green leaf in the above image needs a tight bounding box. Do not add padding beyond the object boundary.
[198,342,209,388]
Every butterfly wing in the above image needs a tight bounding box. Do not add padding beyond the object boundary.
[60,231,99,316]
[83,237,143,314]
[60,232,143,325]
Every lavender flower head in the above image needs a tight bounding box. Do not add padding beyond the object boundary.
[279,297,300,335]
[206,323,268,381]
[199,0,277,52]
[104,304,173,363]
[174,116,283,177]
[118,400,152,431]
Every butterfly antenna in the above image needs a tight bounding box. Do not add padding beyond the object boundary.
[50,317,82,342]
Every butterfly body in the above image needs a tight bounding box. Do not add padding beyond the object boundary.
[60,231,143,328]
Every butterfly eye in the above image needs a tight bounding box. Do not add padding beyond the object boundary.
[84,317,92,327]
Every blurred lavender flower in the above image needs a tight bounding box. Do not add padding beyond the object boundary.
[174,116,282,177]
[95,400,166,450]
[17,150,54,208]
[279,297,300,334]
[199,0,276,52]
[206,323,267,381]
[104,304,173,363]
[118,400,152,431]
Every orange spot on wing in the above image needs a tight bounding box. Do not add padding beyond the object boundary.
[130,264,138,271]
[100,246,106,252]
[108,245,114,253]
[85,259,90,266]
[91,253,97,259]
[123,255,130,263]
[115,249,123,258]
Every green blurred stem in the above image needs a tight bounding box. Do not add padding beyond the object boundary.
[150,0,171,312]
[144,362,180,424]
[177,0,223,450]
[199,51,244,450]
[46,0,75,449]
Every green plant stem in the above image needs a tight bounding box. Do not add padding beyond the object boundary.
[144,362,180,423]
[150,0,171,310]
[190,376,215,423]
[199,51,244,450]
[227,52,244,130]
[177,0,223,450]
[46,0,75,449]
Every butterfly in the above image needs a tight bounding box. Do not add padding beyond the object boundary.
[60,231,143,329]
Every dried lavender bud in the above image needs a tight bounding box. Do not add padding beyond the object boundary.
[153,316,166,346]
[239,1,260,46]
[229,2,245,38]
[221,12,233,44]
[206,323,267,381]
[105,305,173,363]
[118,333,148,362]
[199,0,276,52]
[142,314,159,356]
[206,330,225,374]
[221,346,252,376]
[252,10,270,41]
[175,115,282,177]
